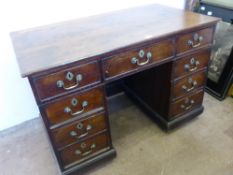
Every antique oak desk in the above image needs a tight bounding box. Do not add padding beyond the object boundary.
[11,5,219,175]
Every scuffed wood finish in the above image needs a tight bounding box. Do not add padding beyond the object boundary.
[51,112,107,149]
[59,132,110,169]
[42,86,105,127]
[169,89,204,118]
[10,4,220,174]
[33,61,101,101]
[172,70,206,99]
[173,49,211,79]
[176,27,214,54]
[10,5,219,77]
[103,39,174,80]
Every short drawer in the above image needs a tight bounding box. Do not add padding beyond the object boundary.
[173,49,210,78]
[59,132,110,169]
[51,112,107,149]
[103,39,174,80]
[169,89,204,118]
[33,61,101,101]
[176,27,214,54]
[41,86,105,127]
[172,71,206,99]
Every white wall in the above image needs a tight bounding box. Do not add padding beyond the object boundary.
[0,0,185,131]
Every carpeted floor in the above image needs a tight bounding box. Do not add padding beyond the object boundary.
[0,93,233,175]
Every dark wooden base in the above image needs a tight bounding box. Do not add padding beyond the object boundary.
[124,85,204,131]
[62,148,116,175]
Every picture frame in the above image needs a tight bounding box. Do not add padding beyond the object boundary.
[194,1,233,100]
[205,43,233,100]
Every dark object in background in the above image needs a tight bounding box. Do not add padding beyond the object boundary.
[208,22,232,84]
[206,43,233,100]
[196,0,233,100]
[197,0,233,23]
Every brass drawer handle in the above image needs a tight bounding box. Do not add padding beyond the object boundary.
[75,143,96,157]
[187,33,203,48]
[131,50,152,66]
[188,41,201,48]
[189,66,198,72]
[184,58,200,72]
[182,78,197,92]
[182,85,195,92]
[184,64,197,72]
[56,72,83,90]
[64,101,88,116]
[69,124,92,139]
[181,99,195,110]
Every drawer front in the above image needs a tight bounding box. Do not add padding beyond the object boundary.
[51,112,107,149]
[169,89,204,118]
[60,132,110,168]
[33,61,101,101]
[103,39,174,79]
[172,71,206,99]
[42,86,105,126]
[173,49,210,78]
[176,27,214,54]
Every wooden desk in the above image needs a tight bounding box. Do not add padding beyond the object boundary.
[11,5,219,175]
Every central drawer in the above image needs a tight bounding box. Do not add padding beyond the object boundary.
[103,39,174,80]
[41,86,105,127]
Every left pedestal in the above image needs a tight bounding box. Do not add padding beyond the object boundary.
[28,60,116,175]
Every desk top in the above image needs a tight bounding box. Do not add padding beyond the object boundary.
[11,4,219,77]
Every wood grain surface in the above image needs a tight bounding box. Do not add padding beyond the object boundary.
[173,49,210,78]
[59,131,110,168]
[42,86,105,126]
[172,70,206,99]
[51,112,107,149]
[169,88,204,118]
[103,39,174,79]
[176,27,214,54]
[10,4,219,77]
[33,61,101,101]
